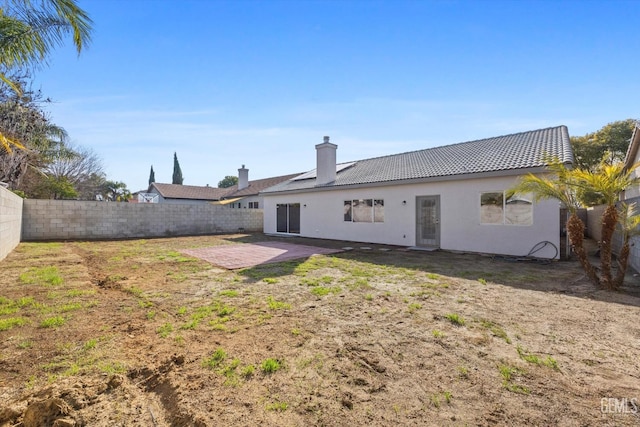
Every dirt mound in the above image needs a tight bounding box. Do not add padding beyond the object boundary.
[1,373,162,426]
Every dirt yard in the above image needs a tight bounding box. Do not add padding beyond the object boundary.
[1,233,639,426]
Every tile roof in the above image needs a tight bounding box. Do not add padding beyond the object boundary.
[222,173,302,198]
[149,173,301,201]
[150,183,229,201]
[262,126,573,194]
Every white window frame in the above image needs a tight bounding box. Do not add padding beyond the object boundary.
[480,191,532,226]
[344,199,384,223]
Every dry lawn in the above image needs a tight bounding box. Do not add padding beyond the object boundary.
[0,233,639,426]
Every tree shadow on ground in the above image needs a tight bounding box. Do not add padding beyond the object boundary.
[229,233,640,308]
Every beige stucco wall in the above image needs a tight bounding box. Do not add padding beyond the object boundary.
[0,186,23,261]
[263,174,561,259]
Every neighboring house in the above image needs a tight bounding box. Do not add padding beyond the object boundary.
[619,122,640,272]
[218,165,302,209]
[139,166,299,208]
[146,183,229,204]
[261,127,574,259]
[622,122,640,199]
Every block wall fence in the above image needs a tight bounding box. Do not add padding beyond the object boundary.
[21,200,263,241]
[0,186,23,261]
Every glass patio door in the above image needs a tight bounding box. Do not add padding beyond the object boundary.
[416,196,440,247]
[276,203,300,234]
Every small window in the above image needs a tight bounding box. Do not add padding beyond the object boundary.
[374,199,384,222]
[353,199,373,222]
[344,199,384,223]
[481,191,532,226]
[344,201,352,221]
[480,192,503,224]
[505,196,532,225]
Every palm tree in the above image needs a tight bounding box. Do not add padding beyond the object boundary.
[511,160,600,285]
[0,86,71,189]
[572,162,640,289]
[0,0,93,152]
[512,160,640,289]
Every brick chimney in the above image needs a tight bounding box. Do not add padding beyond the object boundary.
[315,136,337,186]
[238,165,249,190]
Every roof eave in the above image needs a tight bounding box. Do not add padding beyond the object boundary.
[623,124,640,172]
[261,166,551,196]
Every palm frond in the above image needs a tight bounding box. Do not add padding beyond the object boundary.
[511,159,581,212]
[573,162,640,206]
[0,0,92,92]
[618,202,640,239]
[0,131,26,153]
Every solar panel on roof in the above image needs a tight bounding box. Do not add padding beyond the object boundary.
[291,162,357,181]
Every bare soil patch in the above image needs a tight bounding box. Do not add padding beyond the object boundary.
[0,233,639,426]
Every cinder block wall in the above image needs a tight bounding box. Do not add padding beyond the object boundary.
[0,186,23,261]
[22,200,263,241]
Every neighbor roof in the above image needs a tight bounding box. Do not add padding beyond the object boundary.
[623,122,640,172]
[148,172,302,201]
[149,183,229,201]
[262,126,573,194]
[222,173,302,199]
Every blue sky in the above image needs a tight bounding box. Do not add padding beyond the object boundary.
[33,0,640,192]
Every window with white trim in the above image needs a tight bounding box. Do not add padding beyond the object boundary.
[480,192,532,225]
[344,199,384,222]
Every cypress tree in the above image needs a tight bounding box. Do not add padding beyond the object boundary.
[172,152,183,185]
[148,165,155,186]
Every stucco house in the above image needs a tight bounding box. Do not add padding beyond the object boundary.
[145,183,228,204]
[140,166,299,208]
[261,126,574,259]
[619,122,640,272]
[218,166,301,209]
[622,122,640,199]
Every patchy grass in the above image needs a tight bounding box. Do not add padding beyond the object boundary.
[261,358,282,374]
[310,286,341,297]
[480,319,511,343]
[266,296,291,310]
[265,401,288,412]
[499,363,530,394]
[40,316,66,328]
[219,290,239,297]
[516,345,560,370]
[0,317,27,331]
[444,313,465,326]
[0,235,638,426]
[19,266,63,286]
[203,348,228,370]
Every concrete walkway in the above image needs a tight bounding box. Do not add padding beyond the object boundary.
[181,241,343,269]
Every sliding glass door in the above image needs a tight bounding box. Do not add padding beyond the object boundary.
[276,203,300,234]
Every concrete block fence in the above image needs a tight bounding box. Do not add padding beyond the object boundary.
[21,200,263,241]
[0,186,23,261]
